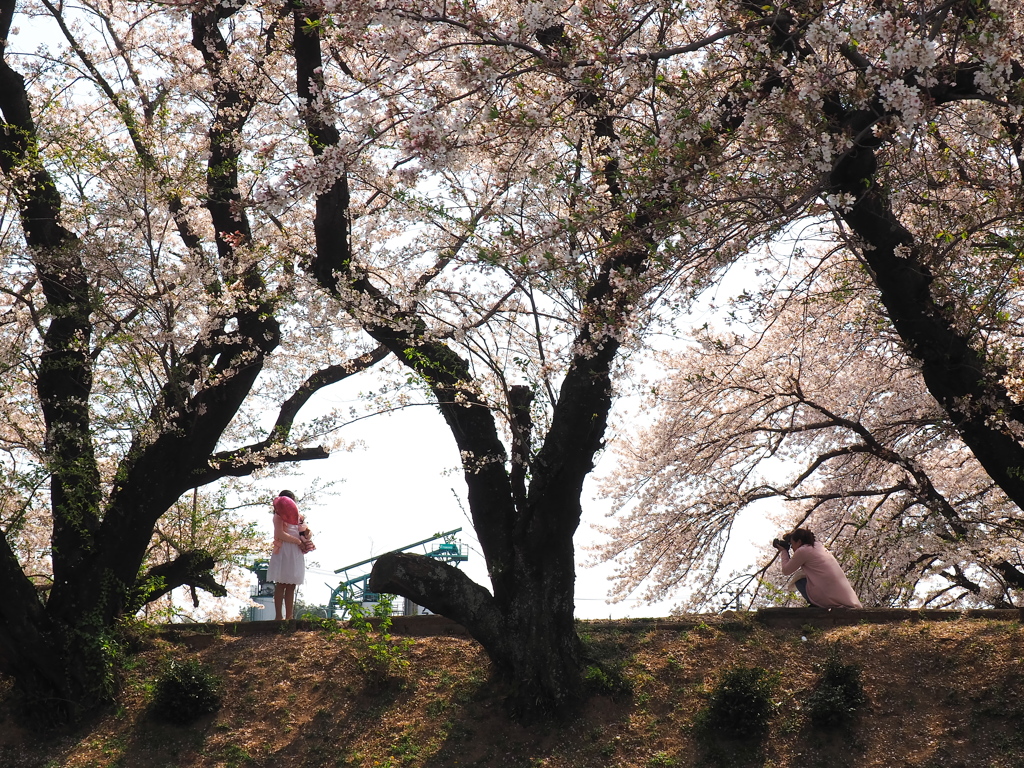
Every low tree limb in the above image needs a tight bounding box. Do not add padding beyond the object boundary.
[368,552,504,652]
[128,550,227,614]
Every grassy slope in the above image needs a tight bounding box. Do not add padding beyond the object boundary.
[1,616,1022,768]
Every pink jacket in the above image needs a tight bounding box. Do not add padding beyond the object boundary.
[780,542,863,609]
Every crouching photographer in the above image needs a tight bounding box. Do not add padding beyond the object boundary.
[772,528,862,609]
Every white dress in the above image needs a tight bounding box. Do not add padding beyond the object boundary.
[267,522,305,585]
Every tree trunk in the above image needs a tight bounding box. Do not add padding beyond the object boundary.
[828,95,1024,514]
[369,541,584,718]
[0,594,111,725]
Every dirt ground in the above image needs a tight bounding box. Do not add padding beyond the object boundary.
[1,615,1022,767]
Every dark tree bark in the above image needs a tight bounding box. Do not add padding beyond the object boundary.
[290,4,653,718]
[824,60,1024,589]
[0,1,386,723]
[128,550,228,614]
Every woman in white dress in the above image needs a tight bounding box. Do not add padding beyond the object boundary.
[267,491,305,620]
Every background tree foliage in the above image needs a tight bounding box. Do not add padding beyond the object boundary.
[596,253,1024,610]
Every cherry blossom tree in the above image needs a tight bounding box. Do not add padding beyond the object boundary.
[593,0,1024,612]
[282,0,794,718]
[294,0,1024,711]
[595,254,1024,611]
[0,0,387,721]
[4,0,1022,724]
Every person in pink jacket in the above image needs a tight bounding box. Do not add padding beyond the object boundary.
[773,528,863,609]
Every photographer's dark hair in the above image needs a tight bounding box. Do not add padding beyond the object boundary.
[789,528,816,546]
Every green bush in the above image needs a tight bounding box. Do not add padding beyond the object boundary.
[579,630,634,697]
[696,665,779,737]
[583,662,631,696]
[151,658,223,724]
[805,654,866,727]
[343,595,414,684]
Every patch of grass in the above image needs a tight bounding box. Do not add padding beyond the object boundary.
[800,624,823,640]
[221,743,254,767]
[302,613,345,635]
[584,662,632,697]
[425,697,449,716]
[648,750,678,766]
[389,730,421,762]
[693,621,717,635]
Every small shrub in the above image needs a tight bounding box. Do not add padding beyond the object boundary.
[343,595,414,684]
[580,631,634,697]
[648,751,678,766]
[805,653,866,727]
[584,664,614,692]
[583,662,632,696]
[696,665,779,738]
[302,612,344,635]
[151,659,222,724]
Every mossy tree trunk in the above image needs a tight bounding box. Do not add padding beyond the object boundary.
[0,2,381,722]
[825,66,1024,590]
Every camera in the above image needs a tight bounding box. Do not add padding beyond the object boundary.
[772,535,791,550]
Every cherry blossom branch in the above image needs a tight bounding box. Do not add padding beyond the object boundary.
[39,0,204,255]
[195,345,391,484]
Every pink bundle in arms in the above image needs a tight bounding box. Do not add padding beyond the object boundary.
[298,515,316,553]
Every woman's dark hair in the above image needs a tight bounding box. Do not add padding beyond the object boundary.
[278,490,296,500]
[789,528,816,546]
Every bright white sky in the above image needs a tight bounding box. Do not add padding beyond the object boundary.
[240,262,778,621]
[245,387,690,620]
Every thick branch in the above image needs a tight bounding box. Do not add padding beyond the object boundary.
[939,564,982,595]
[508,385,534,509]
[128,550,227,614]
[993,560,1024,591]
[294,2,350,292]
[0,538,68,694]
[827,96,1024,512]
[369,552,505,652]
[0,531,50,635]
[197,345,391,484]
[191,5,258,260]
[197,446,330,486]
